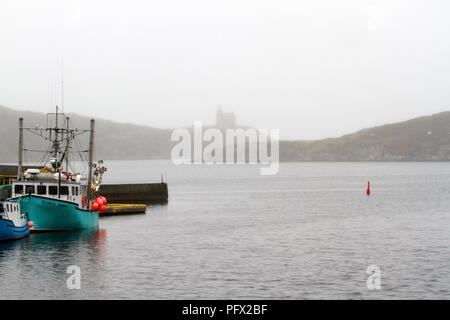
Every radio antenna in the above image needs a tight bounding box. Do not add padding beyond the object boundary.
[61,56,64,113]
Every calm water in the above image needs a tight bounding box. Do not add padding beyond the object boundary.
[1,161,449,299]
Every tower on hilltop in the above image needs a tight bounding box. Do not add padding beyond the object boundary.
[216,107,236,130]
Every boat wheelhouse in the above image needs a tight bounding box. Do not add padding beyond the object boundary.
[0,200,30,240]
[11,173,86,207]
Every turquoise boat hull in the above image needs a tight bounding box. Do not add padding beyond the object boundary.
[13,195,98,232]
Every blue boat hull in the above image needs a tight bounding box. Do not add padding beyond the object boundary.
[0,218,30,241]
[13,195,98,232]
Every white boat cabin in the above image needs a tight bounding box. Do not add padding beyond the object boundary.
[0,201,27,227]
[12,180,87,208]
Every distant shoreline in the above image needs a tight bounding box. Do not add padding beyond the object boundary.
[1,106,449,163]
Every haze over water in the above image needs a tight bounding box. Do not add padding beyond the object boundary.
[1,161,449,299]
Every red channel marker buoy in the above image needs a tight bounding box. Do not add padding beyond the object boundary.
[366,181,371,196]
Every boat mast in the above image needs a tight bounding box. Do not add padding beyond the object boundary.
[66,116,70,173]
[53,105,60,160]
[61,57,64,114]
[55,106,61,198]
[18,118,24,180]
[87,119,95,205]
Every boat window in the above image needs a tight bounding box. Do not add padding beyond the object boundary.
[75,187,79,196]
[14,184,24,195]
[60,186,69,196]
[0,205,3,213]
[0,178,4,185]
[37,185,47,195]
[49,186,58,195]
[25,185,35,194]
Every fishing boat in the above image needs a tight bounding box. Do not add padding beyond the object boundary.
[8,107,107,232]
[0,201,30,240]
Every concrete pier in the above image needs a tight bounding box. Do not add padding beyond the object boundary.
[99,183,168,204]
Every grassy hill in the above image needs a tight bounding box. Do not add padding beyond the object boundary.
[1,105,449,163]
[280,111,450,161]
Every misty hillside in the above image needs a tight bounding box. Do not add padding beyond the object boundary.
[0,105,173,163]
[0,105,449,163]
[280,111,450,161]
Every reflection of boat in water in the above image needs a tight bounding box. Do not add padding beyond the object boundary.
[0,201,30,241]
[0,228,106,253]
[28,228,106,247]
[27,229,108,269]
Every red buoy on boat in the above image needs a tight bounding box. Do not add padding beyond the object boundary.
[95,197,104,206]
[366,181,371,196]
[91,202,99,211]
[99,205,107,212]
[27,221,33,228]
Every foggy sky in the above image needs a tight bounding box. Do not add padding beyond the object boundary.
[1,0,449,140]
